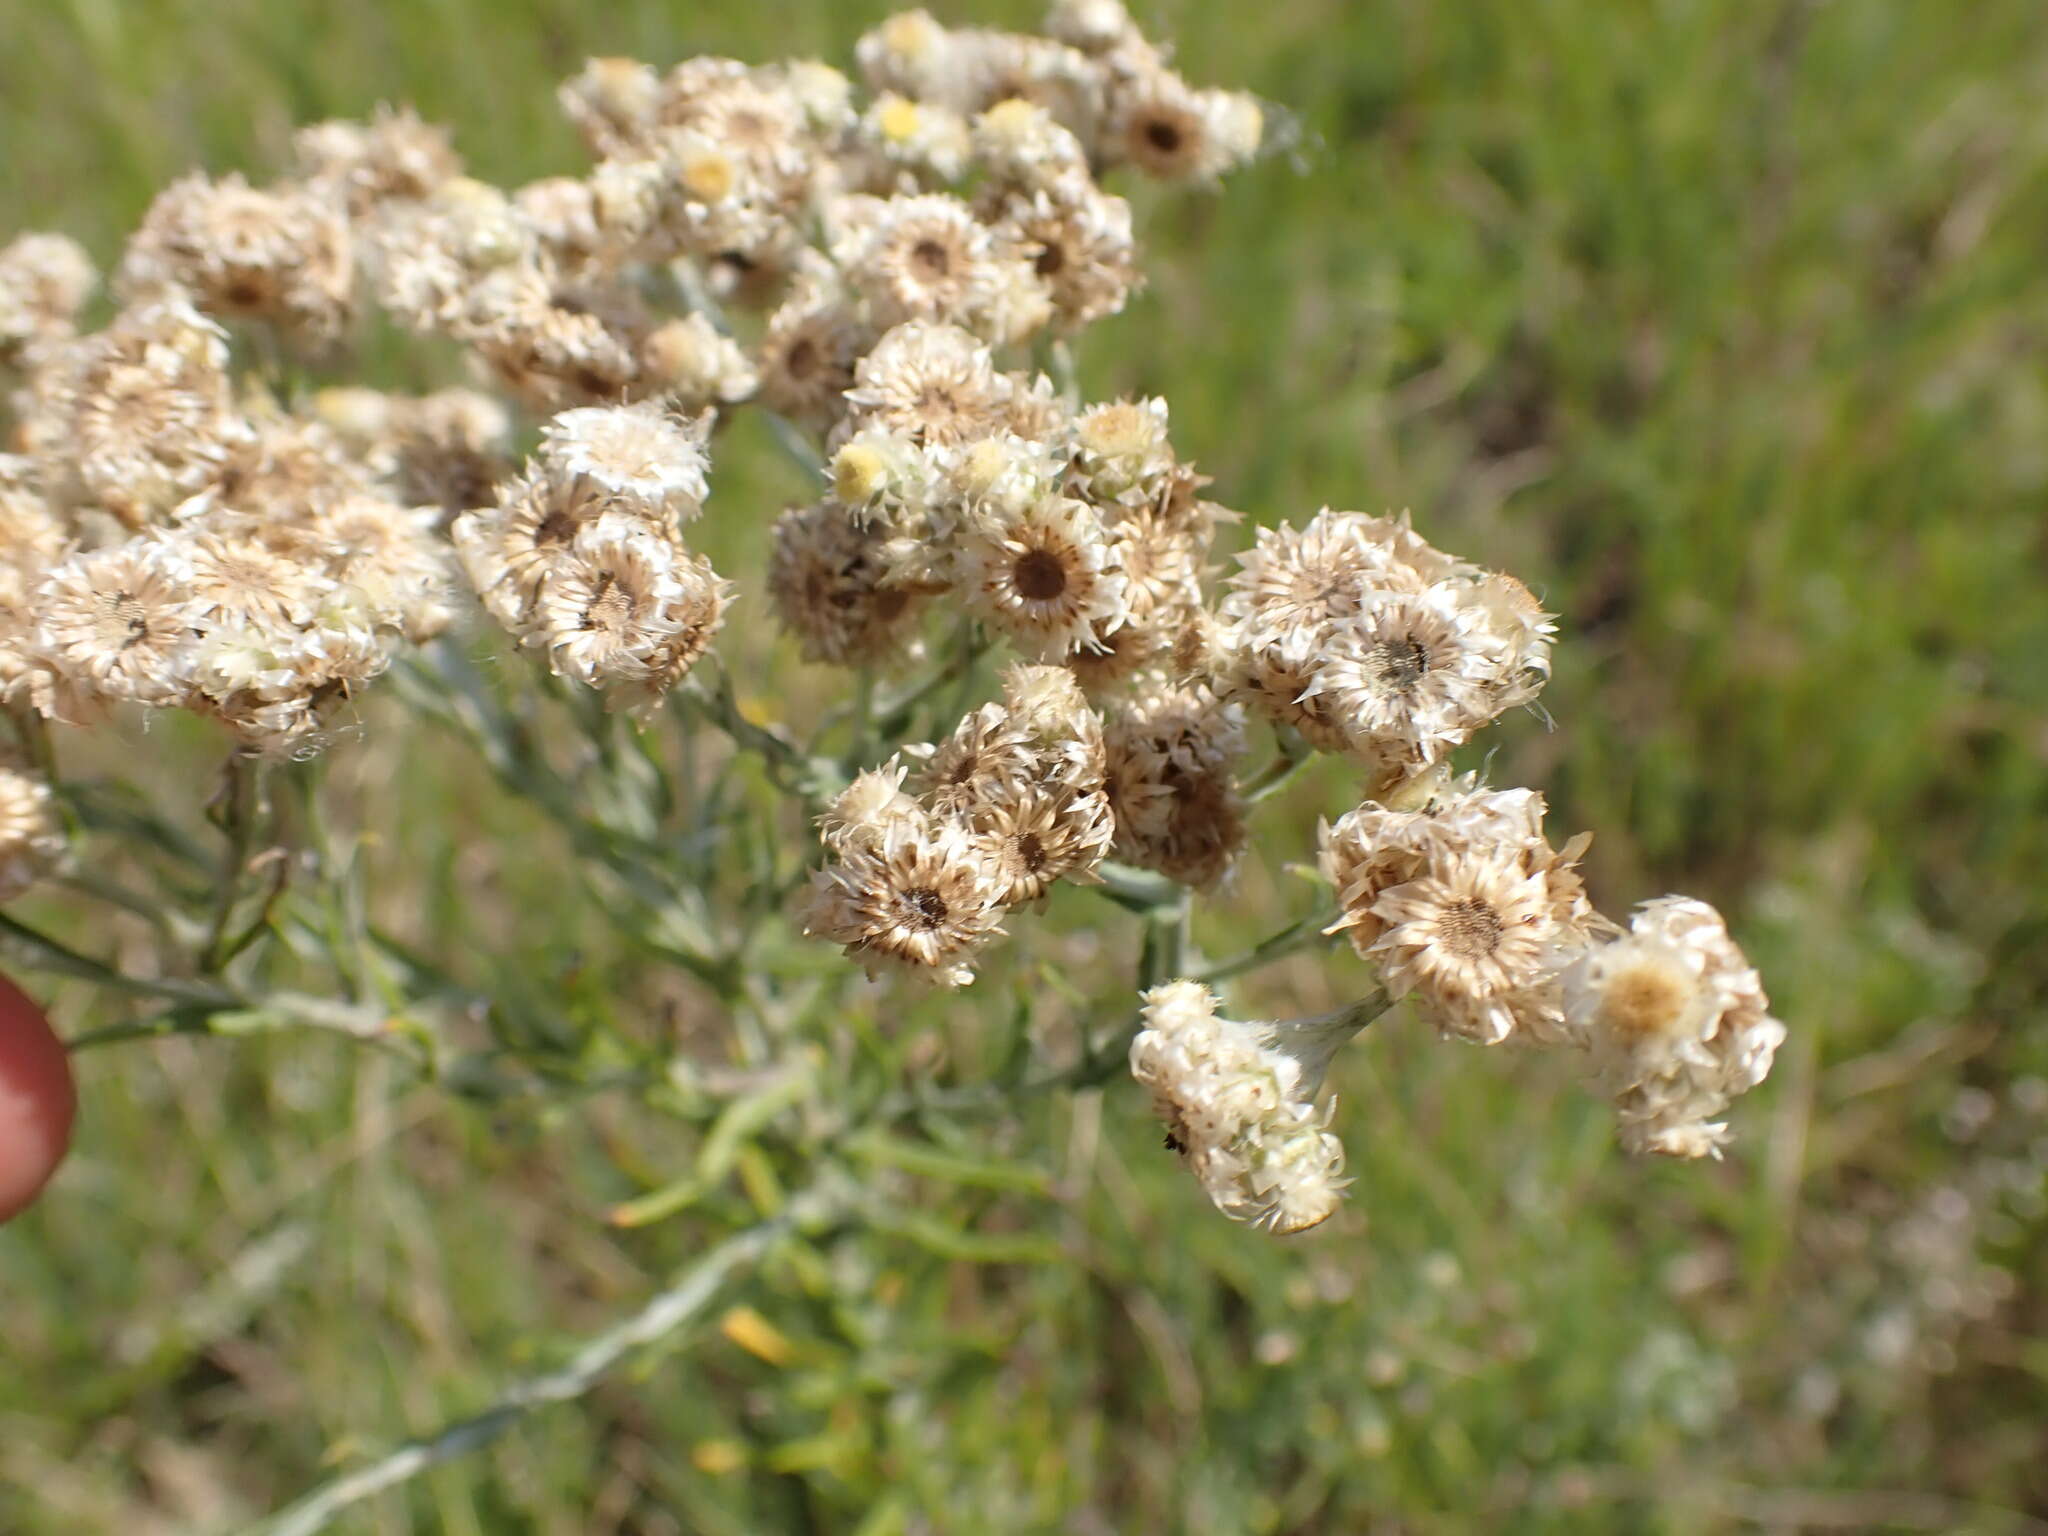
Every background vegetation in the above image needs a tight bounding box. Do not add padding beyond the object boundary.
[3,0,2046,1530]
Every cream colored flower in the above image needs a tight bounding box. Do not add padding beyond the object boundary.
[181,528,329,630]
[295,105,462,213]
[757,267,871,432]
[0,233,96,361]
[1222,508,1553,769]
[801,814,1005,987]
[465,266,646,411]
[537,523,688,686]
[986,177,1139,333]
[39,298,248,527]
[307,495,452,644]
[541,403,711,523]
[967,768,1114,905]
[851,91,970,182]
[557,57,663,159]
[1320,780,1548,950]
[822,761,924,854]
[1369,845,1568,1045]
[1130,979,1349,1234]
[957,495,1126,660]
[1215,624,1358,755]
[454,472,603,629]
[385,389,513,516]
[625,551,732,710]
[1311,587,1510,765]
[0,764,65,903]
[767,501,928,670]
[1564,897,1786,1158]
[845,321,1011,447]
[1045,0,1141,55]
[1000,661,1102,761]
[913,703,1036,817]
[118,173,354,343]
[641,314,760,409]
[32,539,200,713]
[1106,64,1262,182]
[1072,397,1173,508]
[1222,507,1420,642]
[1101,685,1247,888]
[972,98,1090,189]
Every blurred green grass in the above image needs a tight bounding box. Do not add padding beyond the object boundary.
[4,0,2048,1531]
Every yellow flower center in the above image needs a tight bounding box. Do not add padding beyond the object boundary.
[832,442,888,503]
[877,96,922,145]
[680,149,736,204]
[1600,960,1694,1042]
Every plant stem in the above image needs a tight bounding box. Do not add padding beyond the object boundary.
[1243,727,1314,803]
[248,1182,848,1536]
[5,701,58,785]
[200,751,270,974]
[0,912,233,1010]
[1194,905,1339,985]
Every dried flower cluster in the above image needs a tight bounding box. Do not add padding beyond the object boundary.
[803,663,1112,986]
[0,0,1782,1242]
[2,294,454,757]
[453,403,732,710]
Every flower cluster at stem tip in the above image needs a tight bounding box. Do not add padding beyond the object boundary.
[0,0,1783,1236]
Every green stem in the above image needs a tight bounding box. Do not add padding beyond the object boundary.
[200,752,271,974]
[846,667,877,771]
[0,912,233,1010]
[868,622,987,742]
[1091,862,1184,914]
[1194,906,1340,985]
[5,701,58,785]
[53,870,191,946]
[249,1182,849,1536]
[1243,726,1315,803]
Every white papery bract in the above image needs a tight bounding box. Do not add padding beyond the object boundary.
[1564,897,1786,1158]
[1130,980,1348,1235]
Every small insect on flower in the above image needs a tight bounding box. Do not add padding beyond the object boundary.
[1130,980,1350,1234]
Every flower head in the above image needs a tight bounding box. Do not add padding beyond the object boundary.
[0,764,65,903]
[1564,897,1785,1158]
[801,815,1005,987]
[1130,979,1349,1234]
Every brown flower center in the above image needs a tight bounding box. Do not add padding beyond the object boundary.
[584,574,636,634]
[100,591,155,651]
[906,886,949,930]
[1143,118,1185,155]
[1363,636,1431,693]
[1013,548,1069,602]
[909,237,952,282]
[1436,898,1504,959]
[1601,963,1692,1041]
